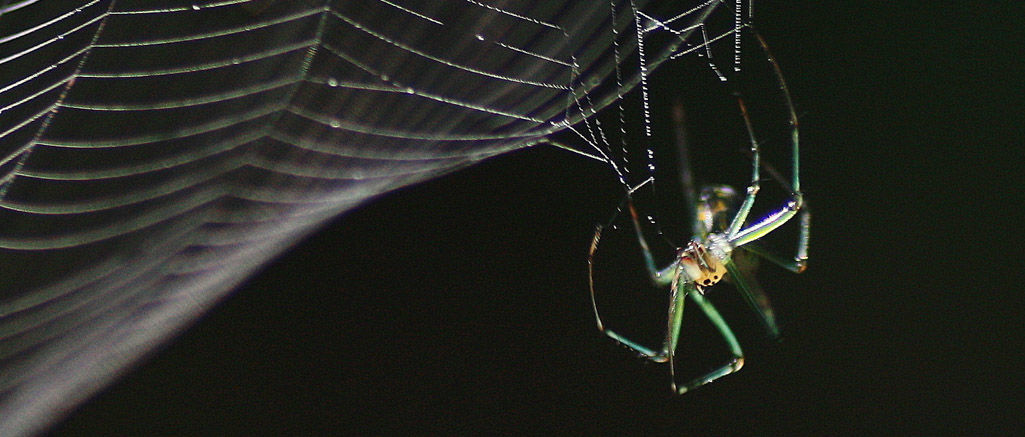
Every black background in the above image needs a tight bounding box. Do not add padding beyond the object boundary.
[52,2,1021,435]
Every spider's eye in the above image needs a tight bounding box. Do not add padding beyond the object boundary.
[703,279,711,285]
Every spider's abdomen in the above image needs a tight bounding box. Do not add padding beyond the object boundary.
[698,185,740,234]
[678,241,728,290]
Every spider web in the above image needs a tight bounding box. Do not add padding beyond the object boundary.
[0,0,743,434]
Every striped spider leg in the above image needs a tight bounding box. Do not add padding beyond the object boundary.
[587,30,810,394]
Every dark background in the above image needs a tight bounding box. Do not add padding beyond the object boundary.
[52,2,1021,435]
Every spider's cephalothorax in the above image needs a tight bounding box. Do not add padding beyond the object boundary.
[678,236,730,293]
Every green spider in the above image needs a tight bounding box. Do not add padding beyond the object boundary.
[587,31,810,394]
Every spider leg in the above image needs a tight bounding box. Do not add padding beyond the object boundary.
[724,94,763,239]
[754,29,802,195]
[737,140,811,273]
[727,28,805,248]
[669,282,745,394]
[725,256,780,338]
[626,200,677,286]
[734,205,810,273]
[719,206,810,340]
[670,100,701,237]
[587,224,674,362]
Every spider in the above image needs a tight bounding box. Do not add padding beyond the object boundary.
[587,31,810,394]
